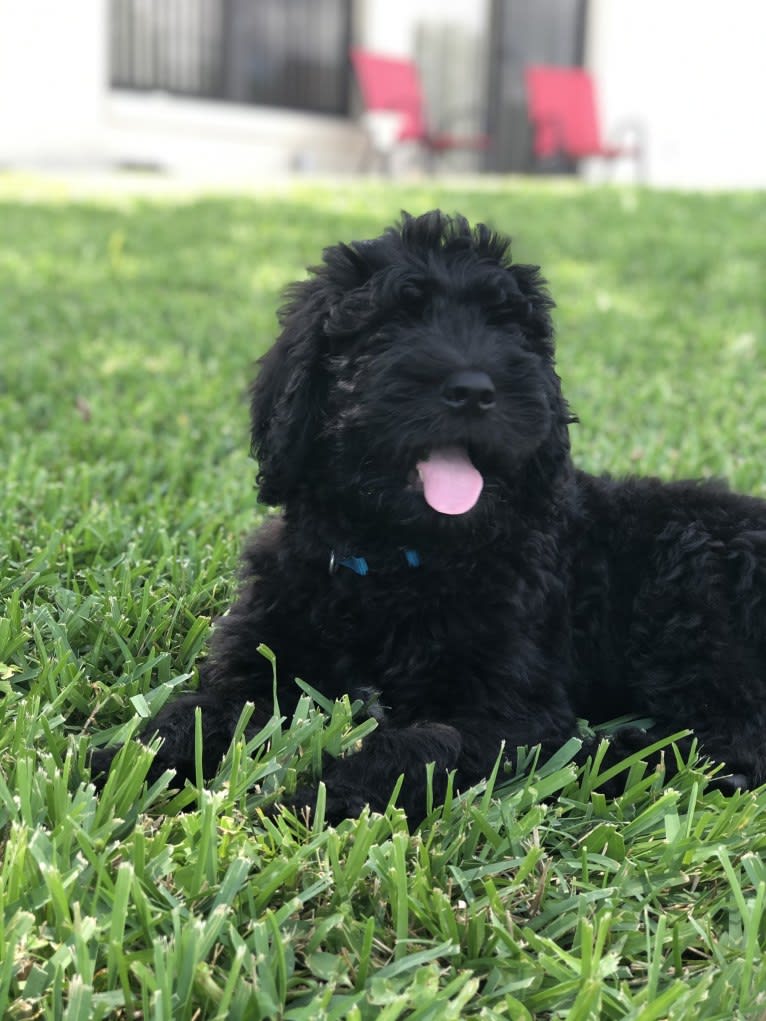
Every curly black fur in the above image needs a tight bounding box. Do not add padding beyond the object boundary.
[93,211,766,821]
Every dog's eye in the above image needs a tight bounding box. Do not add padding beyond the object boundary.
[484,297,539,338]
[399,282,425,308]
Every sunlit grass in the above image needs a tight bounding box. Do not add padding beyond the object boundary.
[1,175,765,1018]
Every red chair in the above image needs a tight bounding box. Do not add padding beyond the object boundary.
[350,48,490,172]
[524,65,644,180]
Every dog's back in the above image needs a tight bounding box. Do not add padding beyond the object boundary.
[570,469,766,785]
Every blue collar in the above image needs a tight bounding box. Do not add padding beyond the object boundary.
[329,548,421,576]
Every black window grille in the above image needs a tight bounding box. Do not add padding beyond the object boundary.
[109,0,352,117]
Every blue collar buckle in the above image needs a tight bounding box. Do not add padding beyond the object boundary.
[329,548,421,576]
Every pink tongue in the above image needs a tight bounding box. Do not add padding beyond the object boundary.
[416,446,484,515]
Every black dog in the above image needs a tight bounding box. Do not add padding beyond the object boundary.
[94,211,766,820]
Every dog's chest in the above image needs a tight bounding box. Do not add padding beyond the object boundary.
[313,563,549,714]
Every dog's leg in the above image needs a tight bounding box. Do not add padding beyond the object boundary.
[91,571,294,788]
[90,684,268,788]
[289,722,463,824]
[290,703,581,824]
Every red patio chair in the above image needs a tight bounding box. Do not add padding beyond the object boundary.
[350,47,489,172]
[524,65,644,180]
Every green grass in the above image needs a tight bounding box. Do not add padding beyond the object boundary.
[1,173,766,1019]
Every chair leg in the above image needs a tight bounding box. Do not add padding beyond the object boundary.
[422,143,439,175]
[357,134,376,173]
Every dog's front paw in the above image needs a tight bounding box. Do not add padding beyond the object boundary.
[89,746,120,788]
[284,784,375,825]
[605,726,652,756]
[89,740,192,791]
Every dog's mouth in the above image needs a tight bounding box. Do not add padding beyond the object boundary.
[408,446,484,515]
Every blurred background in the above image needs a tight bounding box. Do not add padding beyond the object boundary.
[0,0,764,189]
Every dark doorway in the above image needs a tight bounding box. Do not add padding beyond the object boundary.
[486,0,588,172]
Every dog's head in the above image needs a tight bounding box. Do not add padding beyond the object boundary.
[251,211,574,543]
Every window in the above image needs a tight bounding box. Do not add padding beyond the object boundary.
[110,0,352,116]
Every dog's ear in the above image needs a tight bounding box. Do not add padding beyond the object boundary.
[250,241,377,505]
[509,262,556,357]
[250,278,332,506]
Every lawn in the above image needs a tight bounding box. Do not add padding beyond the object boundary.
[1,174,765,1020]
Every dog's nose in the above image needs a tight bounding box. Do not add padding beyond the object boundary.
[441,370,496,413]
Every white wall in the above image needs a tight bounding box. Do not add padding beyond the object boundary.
[105,92,364,177]
[586,0,766,189]
[355,0,488,55]
[0,0,108,165]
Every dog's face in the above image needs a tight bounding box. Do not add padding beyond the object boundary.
[251,211,573,543]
